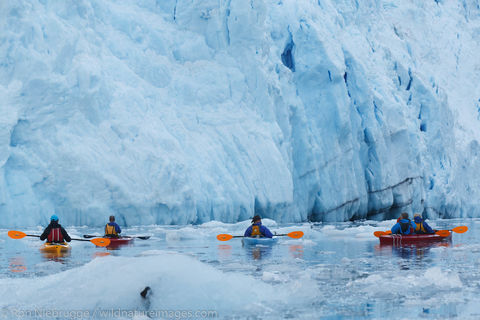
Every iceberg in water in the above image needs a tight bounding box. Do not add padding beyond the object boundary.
[1,0,480,227]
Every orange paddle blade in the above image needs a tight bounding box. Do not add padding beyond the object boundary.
[436,230,451,237]
[8,230,27,239]
[217,234,234,241]
[452,226,468,234]
[287,231,304,239]
[91,238,111,247]
[385,230,392,235]
[373,231,387,237]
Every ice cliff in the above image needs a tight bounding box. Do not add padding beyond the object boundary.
[1,0,480,227]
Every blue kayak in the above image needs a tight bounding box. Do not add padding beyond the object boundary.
[242,237,278,246]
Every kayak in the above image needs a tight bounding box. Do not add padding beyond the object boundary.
[379,233,452,246]
[106,237,134,248]
[242,237,278,246]
[39,242,71,257]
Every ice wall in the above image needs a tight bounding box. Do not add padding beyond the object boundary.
[1,0,480,227]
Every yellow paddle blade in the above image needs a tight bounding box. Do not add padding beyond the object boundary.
[436,230,451,237]
[452,226,468,234]
[8,230,27,239]
[287,231,304,239]
[216,234,233,241]
[91,238,111,247]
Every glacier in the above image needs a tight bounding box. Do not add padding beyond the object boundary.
[1,0,480,227]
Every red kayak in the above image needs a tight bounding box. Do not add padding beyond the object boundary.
[379,233,452,246]
[107,237,134,248]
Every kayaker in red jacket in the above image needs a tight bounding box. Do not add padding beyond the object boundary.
[40,215,72,243]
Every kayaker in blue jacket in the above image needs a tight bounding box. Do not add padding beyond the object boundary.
[244,215,273,238]
[105,215,122,238]
[391,212,416,235]
[413,213,435,234]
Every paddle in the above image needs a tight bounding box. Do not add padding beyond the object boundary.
[8,230,111,247]
[83,234,151,240]
[435,226,468,237]
[373,230,392,237]
[217,231,304,241]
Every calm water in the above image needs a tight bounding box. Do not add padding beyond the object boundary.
[0,218,477,319]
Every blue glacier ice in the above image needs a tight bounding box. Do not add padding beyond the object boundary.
[1,0,480,227]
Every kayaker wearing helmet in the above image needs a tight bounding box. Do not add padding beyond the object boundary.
[40,215,72,243]
[105,215,122,238]
[413,213,434,234]
[244,215,273,238]
[391,212,416,235]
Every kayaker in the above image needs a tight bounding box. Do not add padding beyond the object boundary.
[105,215,122,238]
[391,212,416,235]
[244,215,273,238]
[40,215,72,243]
[413,213,434,234]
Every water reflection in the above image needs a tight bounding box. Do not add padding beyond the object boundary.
[289,245,304,259]
[243,245,273,260]
[374,241,452,270]
[40,245,71,261]
[217,244,232,260]
[9,257,27,273]
[105,238,135,250]
[40,253,70,261]
[106,243,133,250]
[92,251,111,258]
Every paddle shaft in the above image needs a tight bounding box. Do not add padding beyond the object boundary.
[83,234,150,240]
[217,231,303,241]
[232,235,284,238]
[72,238,97,242]
[21,234,98,242]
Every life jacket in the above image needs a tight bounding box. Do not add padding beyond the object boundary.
[47,227,64,243]
[399,220,413,234]
[415,222,426,234]
[105,223,118,236]
[251,225,261,237]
